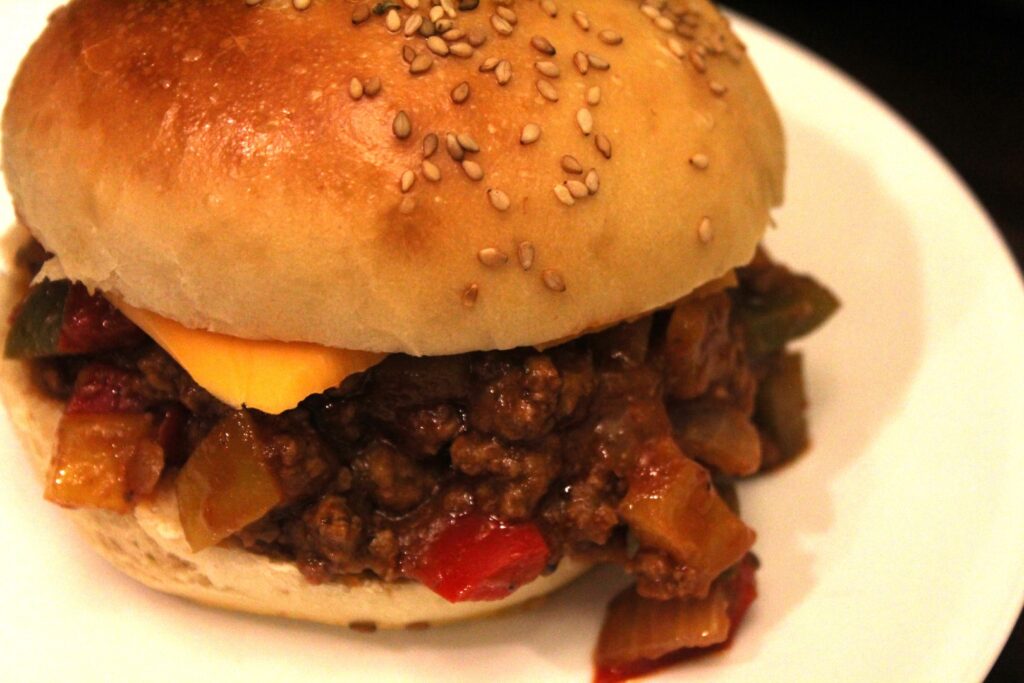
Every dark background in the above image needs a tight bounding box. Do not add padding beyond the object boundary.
[724,1,1024,680]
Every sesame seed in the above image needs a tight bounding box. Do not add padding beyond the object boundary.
[520,123,541,145]
[427,36,450,56]
[393,111,412,140]
[536,79,559,102]
[458,0,479,9]
[495,60,513,85]
[553,184,575,206]
[668,38,686,59]
[449,42,474,58]
[540,0,558,18]
[689,50,707,73]
[348,78,364,100]
[584,169,600,194]
[435,18,454,33]
[456,133,479,153]
[655,16,675,32]
[462,160,484,181]
[440,0,456,18]
[478,247,509,267]
[587,86,601,106]
[640,5,660,20]
[576,108,594,136]
[698,216,714,244]
[364,77,382,96]
[534,61,560,78]
[451,81,471,104]
[245,0,262,6]
[572,10,590,31]
[442,28,465,41]
[573,51,589,75]
[423,133,439,158]
[587,53,610,70]
[445,133,464,161]
[710,81,728,96]
[561,155,583,174]
[542,269,567,292]
[462,284,479,307]
[352,5,370,24]
[598,30,623,45]
[292,0,311,9]
[517,242,535,271]
[422,160,441,181]
[595,134,612,159]
[404,14,423,36]
[496,6,517,23]
[488,188,511,211]
[400,170,416,193]
[689,153,710,170]
[491,14,514,35]
[399,196,416,215]
[531,35,557,55]
[410,53,434,74]
[428,5,444,22]
[403,0,419,8]
[419,16,436,36]
[479,57,499,72]
[467,30,488,47]
[402,45,417,64]
[565,180,588,199]
[385,9,401,32]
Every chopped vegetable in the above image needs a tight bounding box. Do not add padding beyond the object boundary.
[46,413,164,513]
[5,280,68,358]
[618,437,755,597]
[155,403,190,466]
[4,280,145,359]
[662,292,736,400]
[594,555,758,683]
[755,352,810,469]
[733,263,839,359]
[405,514,550,602]
[595,578,732,668]
[670,404,762,477]
[66,364,146,415]
[176,411,283,552]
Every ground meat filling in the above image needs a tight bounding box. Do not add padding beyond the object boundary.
[25,252,827,600]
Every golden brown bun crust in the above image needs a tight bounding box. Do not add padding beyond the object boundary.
[3,0,783,355]
[0,234,592,628]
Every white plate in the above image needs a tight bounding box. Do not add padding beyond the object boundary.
[2,5,1023,682]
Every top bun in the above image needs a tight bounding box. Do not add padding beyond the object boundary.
[2,0,783,356]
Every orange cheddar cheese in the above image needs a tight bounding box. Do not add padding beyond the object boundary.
[115,302,385,414]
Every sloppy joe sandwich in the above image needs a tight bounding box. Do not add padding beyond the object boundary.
[1,0,837,675]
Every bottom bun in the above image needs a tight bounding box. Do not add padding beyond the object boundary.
[0,230,592,629]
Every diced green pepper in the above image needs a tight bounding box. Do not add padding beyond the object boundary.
[755,352,809,467]
[4,279,70,359]
[733,271,839,359]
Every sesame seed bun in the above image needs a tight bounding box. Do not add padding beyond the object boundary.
[2,0,783,355]
[0,227,592,629]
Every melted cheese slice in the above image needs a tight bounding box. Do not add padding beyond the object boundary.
[116,302,386,414]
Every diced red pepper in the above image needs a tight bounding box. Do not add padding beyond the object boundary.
[406,514,550,603]
[155,403,190,466]
[58,283,146,354]
[66,364,147,414]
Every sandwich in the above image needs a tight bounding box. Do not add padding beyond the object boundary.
[0,0,837,673]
